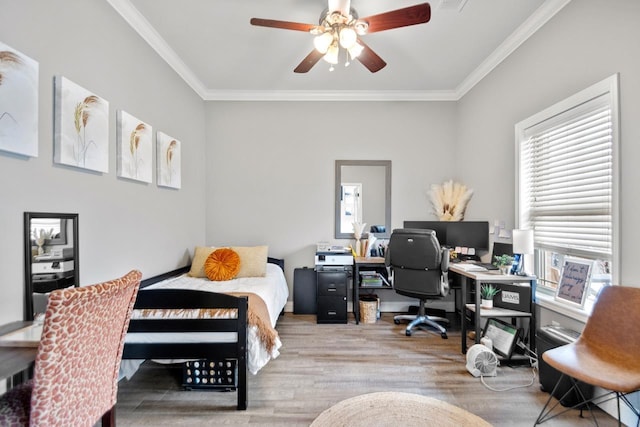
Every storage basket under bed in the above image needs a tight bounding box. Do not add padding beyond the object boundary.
[182,359,238,390]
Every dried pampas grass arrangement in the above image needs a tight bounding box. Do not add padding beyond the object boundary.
[428,180,474,221]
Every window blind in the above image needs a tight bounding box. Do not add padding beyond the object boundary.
[519,94,613,259]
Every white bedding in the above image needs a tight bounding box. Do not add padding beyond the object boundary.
[122,263,289,377]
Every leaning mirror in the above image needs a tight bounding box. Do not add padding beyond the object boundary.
[24,212,79,321]
[335,160,391,239]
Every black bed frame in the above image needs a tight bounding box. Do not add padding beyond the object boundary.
[122,257,284,411]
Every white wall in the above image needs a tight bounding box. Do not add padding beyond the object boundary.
[0,0,207,324]
[204,101,458,298]
[457,0,640,288]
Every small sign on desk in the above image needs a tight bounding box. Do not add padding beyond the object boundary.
[494,283,531,312]
[0,324,42,347]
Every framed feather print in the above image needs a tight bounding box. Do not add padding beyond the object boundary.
[156,131,181,189]
[54,76,109,172]
[117,110,152,183]
[0,42,38,157]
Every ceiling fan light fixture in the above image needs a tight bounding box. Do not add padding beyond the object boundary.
[314,32,334,54]
[323,42,340,65]
[339,27,357,49]
[347,41,364,59]
[354,21,368,35]
[310,25,325,36]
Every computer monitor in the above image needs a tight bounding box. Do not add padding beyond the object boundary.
[403,221,449,246]
[403,220,490,252]
[445,221,490,251]
[492,242,513,259]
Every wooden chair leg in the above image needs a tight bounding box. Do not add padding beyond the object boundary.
[102,406,115,427]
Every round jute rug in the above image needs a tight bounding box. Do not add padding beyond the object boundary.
[310,392,492,427]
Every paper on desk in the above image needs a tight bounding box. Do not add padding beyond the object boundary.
[455,263,487,272]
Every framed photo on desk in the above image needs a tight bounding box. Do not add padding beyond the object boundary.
[555,258,593,308]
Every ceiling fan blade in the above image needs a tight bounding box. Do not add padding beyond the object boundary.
[361,3,431,34]
[294,50,325,73]
[250,18,316,32]
[356,40,387,73]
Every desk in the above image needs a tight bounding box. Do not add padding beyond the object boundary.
[353,257,389,324]
[449,265,536,354]
[0,321,37,387]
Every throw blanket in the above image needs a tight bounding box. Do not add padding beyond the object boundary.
[229,292,278,354]
[132,291,278,353]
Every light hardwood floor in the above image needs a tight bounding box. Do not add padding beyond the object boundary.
[115,313,617,426]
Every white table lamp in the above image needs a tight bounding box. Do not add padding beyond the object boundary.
[512,229,534,276]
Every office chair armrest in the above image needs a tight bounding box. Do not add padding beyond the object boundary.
[441,247,450,272]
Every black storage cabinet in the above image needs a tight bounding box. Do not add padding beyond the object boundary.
[537,328,593,407]
[293,267,317,314]
[316,269,348,324]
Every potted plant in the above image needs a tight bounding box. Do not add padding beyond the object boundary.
[493,254,514,275]
[480,284,501,309]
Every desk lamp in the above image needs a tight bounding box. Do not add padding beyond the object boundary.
[512,229,534,276]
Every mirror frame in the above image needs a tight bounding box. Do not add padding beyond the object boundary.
[335,160,391,239]
[24,212,79,321]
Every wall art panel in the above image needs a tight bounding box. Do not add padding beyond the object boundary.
[54,76,109,172]
[156,131,181,189]
[0,42,38,157]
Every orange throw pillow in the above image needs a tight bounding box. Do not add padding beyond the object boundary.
[204,248,241,281]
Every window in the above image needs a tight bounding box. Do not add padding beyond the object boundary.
[340,183,362,234]
[516,74,619,316]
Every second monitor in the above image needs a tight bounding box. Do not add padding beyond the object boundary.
[403,220,490,252]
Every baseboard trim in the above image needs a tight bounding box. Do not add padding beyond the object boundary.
[283,300,455,313]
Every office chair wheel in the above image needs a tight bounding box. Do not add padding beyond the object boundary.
[394,319,401,325]
[441,332,448,339]
[406,330,412,336]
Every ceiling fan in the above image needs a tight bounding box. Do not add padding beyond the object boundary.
[250,0,431,73]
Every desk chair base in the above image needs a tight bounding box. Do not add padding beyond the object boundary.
[534,373,640,427]
[394,314,449,339]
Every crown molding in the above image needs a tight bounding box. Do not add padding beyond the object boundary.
[108,0,571,102]
[454,0,572,98]
[105,0,208,97]
[201,89,459,102]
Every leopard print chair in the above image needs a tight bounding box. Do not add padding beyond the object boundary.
[0,269,141,427]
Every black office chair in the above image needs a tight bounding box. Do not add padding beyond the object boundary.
[386,228,450,339]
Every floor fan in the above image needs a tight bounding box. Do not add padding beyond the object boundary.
[466,344,498,377]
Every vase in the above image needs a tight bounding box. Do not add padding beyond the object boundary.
[481,299,493,309]
[499,265,510,275]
